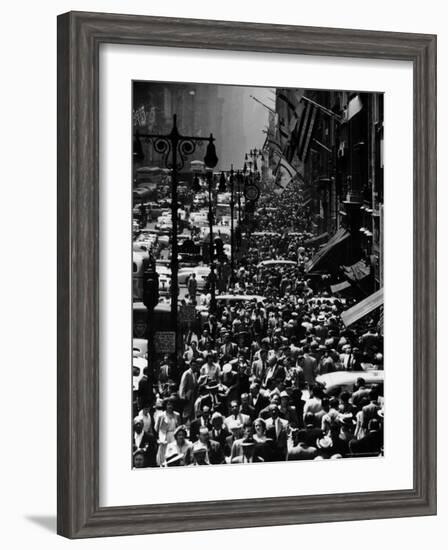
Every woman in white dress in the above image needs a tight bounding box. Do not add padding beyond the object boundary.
[164,425,193,466]
[155,398,180,466]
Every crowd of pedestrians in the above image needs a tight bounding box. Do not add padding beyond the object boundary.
[132,186,384,468]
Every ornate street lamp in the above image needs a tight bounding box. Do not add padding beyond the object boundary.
[135,114,218,361]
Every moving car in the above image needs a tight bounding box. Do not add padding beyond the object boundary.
[315,370,384,398]
[155,263,171,295]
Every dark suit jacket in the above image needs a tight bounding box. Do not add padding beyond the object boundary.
[297,425,324,447]
[189,417,212,442]
[208,439,226,464]
[251,393,270,417]
[349,430,383,456]
[210,427,231,454]
[265,418,289,459]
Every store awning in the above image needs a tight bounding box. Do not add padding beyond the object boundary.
[330,280,352,294]
[340,288,383,327]
[306,228,350,272]
[304,232,329,247]
[343,259,371,281]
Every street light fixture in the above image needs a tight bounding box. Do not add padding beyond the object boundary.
[135,114,218,362]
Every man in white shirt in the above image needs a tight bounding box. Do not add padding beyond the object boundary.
[224,400,251,431]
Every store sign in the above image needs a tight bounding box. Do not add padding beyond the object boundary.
[179,304,196,323]
[154,331,176,353]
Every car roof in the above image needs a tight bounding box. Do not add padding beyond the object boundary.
[257,260,297,268]
[316,370,384,387]
[217,294,265,302]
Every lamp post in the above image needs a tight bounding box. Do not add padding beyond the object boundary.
[135,114,218,360]
[206,170,217,313]
[217,167,236,284]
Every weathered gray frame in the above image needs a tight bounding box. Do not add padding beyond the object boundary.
[57,11,437,539]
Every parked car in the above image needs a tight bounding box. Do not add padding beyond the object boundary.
[133,357,147,391]
[132,338,147,358]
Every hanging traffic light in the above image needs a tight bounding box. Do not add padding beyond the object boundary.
[192,175,201,193]
[214,237,225,261]
[142,263,159,310]
[133,132,144,161]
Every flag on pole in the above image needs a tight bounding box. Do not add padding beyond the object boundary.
[296,101,318,162]
[343,95,363,122]
[273,156,300,194]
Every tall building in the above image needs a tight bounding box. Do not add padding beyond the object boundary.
[271,87,384,292]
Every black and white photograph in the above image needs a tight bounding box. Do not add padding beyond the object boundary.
[131,82,384,468]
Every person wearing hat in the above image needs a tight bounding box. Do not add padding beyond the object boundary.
[165,425,192,466]
[315,435,334,459]
[231,436,263,464]
[164,450,185,467]
[191,445,209,466]
[194,378,224,416]
[225,420,244,457]
[229,424,254,461]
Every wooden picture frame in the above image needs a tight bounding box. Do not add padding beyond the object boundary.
[57,11,437,538]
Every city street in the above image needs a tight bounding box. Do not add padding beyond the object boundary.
[131,83,384,468]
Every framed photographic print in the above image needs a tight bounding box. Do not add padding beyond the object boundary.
[57,11,437,538]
